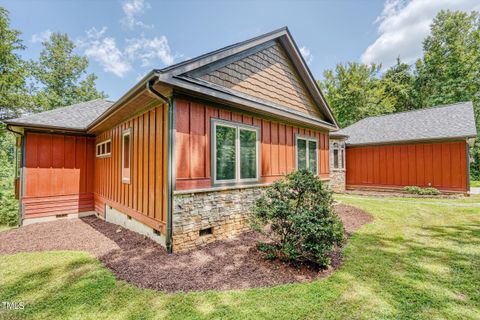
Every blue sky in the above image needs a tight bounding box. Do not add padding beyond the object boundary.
[4,0,479,100]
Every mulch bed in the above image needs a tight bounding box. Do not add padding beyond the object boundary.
[0,204,372,292]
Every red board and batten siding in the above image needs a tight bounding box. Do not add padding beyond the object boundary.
[23,132,95,219]
[346,141,468,192]
[94,103,168,233]
[175,98,330,190]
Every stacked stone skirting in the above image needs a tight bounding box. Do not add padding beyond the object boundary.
[172,186,266,252]
[329,138,346,192]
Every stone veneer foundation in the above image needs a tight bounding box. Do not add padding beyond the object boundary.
[172,185,267,252]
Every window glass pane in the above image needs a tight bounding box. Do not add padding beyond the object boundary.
[216,125,236,180]
[340,149,344,169]
[123,134,130,180]
[308,141,317,173]
[334,149,339,168]
[297,139,307,170]
[102,143,106,154]
[240,129,256,179]
[106,141,111,154]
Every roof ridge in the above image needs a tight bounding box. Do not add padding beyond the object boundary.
[156,26,289,73]
[347,101,473,126]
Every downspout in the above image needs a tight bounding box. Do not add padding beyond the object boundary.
[5,124,25,226]
[146,78,174,253]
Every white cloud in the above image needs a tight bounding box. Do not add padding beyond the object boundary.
[300,46,313,64]
[31,29,52,43]
[125,36,175,67]
[80,27,131,78]
[78,27,177,78]
[361,0,480,68]
[121,0,152,30]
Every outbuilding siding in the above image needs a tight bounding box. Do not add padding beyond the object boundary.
[346,140,468,192]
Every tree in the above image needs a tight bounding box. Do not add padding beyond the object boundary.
[319,62,395,127]
[415,10,480,179]
[0,7,31,121]
[415,10,480,108]
[31,33,106,111]
[382,58,416,112]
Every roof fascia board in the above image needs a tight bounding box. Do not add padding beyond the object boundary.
[346,135,477,147]
[159,28,289,76]
[159,74,337,131]
[185,40,277,78]
[87,70,156,132]
[278,31,338,127]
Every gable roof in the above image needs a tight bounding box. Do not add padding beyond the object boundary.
[333,102,477,146]
[7,28,338,134]
[153,27,338,130]
[5,99,114,131]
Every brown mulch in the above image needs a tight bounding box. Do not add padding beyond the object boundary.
[0,204,372,292]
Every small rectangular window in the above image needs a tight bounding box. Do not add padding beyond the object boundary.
[296,135,318,174]
[96,139,111,158]
[212,119,259,184]
[332,142,345,170]
[122,129,131,183]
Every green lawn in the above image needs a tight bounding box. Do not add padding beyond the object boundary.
[0,225,15,232]
[471,180,480,187]
[1,196,479,320]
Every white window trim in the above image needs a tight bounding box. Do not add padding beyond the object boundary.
[211,118,261,186]
[121,129,131,184]
[295,134,319,174]
[332,142,346,171]
[96,139,111,158]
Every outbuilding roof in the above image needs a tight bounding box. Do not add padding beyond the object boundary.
[333,102,477,146]
[5,99,114,131]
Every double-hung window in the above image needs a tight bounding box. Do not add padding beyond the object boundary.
[212,119,260,184]
[333,142,345,170]
[296,135,318,174]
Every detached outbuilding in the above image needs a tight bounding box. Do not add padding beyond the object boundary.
[331,102,477,193]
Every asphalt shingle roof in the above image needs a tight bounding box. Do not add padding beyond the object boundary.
[333,102,477,146]
[5,99,114,131]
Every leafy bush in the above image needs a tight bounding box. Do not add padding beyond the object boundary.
[403,186,440,195]
[250,169,344,268]
[0,131,19,226]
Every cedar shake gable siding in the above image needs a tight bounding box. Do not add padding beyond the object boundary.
[196,42,323,119]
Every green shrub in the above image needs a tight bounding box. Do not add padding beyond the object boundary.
[250,169,344,268]
[403,186,440,195]
[0,188,18,226]
[0,131,19,226]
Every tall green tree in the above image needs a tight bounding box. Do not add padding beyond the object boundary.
[0,7,31,121]
[415,10,480,179]
[382,58,416,112]
[319,62,395,127]
[31,33,106,111]
[415,10,480,109]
